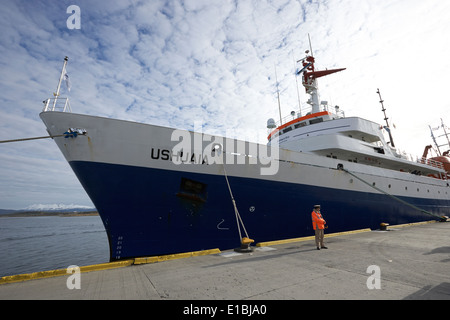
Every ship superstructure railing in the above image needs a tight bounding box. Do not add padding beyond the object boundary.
[417,156,448,179]
[272,102,344,129]
[418,157,444,170]
[392,150,445,172]
[412,156,449,180]
[42,97,72,113]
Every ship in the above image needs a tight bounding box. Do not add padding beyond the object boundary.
[40,51,450,261]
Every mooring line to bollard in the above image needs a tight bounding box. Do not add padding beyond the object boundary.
[337,164,446,221]
[0,135,65,144]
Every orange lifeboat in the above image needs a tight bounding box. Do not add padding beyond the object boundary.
[430,155,450,179]
[430,156,450,171]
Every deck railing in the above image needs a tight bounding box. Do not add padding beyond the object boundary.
[417,157,444,170]
[42,97,72,112]
[417,156,448,179]
[273,103,344,129]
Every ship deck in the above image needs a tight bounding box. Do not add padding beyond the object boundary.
[1,221,450,302]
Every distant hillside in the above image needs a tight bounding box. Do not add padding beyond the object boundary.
[0,209,18,215]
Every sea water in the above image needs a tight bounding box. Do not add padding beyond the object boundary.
[0,215,109,277]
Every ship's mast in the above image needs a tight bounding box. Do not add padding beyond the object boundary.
[377,88,395,148]
[53,56,69,109]
[274,65,283,125]
[297,50,345,114]
[429,125,441,156]
[308,33,314,57]
[441,118,450,151]
[430,118,450,156]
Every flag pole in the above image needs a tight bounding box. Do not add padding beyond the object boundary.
[53,56,69,109]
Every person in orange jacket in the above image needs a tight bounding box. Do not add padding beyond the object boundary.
[312,205,328,250]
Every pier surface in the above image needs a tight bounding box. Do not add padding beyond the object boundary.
[1,221,449,300]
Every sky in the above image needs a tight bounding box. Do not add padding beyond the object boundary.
[0,0,449,210]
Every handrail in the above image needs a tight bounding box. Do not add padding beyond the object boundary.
[42,97,72,112]
[417,157,447,180]
[417,157,444,170]
[273,104,344,129]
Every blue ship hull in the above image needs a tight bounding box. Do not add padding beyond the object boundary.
[69,160,449,261]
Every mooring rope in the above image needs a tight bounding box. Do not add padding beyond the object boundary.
[222,162,250,240]
[213,144,251,242]
[337,164,445,221]
[0,135,65,144]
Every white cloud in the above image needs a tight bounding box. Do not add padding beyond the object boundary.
[0,0,449,209]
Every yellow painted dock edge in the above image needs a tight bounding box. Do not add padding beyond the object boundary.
[0,248,220,285]
[133,248,221,265]
[389,220,436,229]
[0,259,134,285]
[255,220,439,248]
[0,220,438,285]
[255,228,372,247]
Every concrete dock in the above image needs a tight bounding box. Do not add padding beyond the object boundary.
[1,221,449,300]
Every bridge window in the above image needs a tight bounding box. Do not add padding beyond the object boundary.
[294,122,307,129]
[309,118,323,125]
[283,126,293,134]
